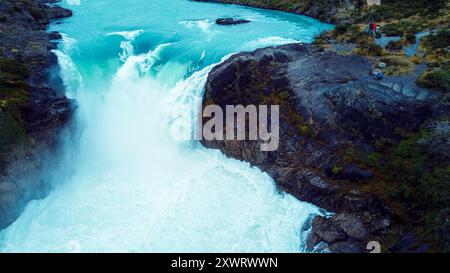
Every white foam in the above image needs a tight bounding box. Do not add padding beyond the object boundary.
[180,20,213,35]
[115,43,172,80]
[53,50,83,97]
[107,30,145,62]
[244,36,299,50]
[66,0,81,6]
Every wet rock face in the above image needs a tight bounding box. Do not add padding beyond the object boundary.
[0,0,74,229]
[201,43,435,252]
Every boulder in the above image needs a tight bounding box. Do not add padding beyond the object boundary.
[312,216,347,244]
[333,213,368,240]
[378,62,387,68]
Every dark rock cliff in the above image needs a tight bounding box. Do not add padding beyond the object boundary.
[0,0,74,229]
[201,43,449,252]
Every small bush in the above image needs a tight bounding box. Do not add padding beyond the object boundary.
[417,68,450,92]
[424,29,450,50]
[368,43,384,56]
[405,33,417,44]
[0,111,25,148]
[419,167,450,208]
[354,43,384,57]
[385,40,404,51]
[335,24,350,35]
[382,23,403,37]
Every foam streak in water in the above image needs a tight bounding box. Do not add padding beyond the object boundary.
[107,30,144,62]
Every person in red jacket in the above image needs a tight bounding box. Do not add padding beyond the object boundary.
[371,22,377,38]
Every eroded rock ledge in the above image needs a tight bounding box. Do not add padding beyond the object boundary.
[201,43,447,252]
[0,0,74,228]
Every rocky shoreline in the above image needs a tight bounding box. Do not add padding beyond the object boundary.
[0,0,74,229]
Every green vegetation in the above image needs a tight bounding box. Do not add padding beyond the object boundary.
[385,40,404,51]
[423,29,450,50]
[357,125,450,251]
[362,0,448,24]
[416,30,450,97]
[380,55,414,75]
[382,23,405,37]
[417,68,450,92]
[354,43,384,57]
[332,165,343,175]
[0,57,30,172]
[314,0,449,79]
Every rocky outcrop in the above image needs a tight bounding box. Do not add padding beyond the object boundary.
[0,0,74,228]
[47,6,72,20]
[201,43,446,252]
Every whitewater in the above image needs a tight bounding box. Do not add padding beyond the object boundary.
[0,0,332,252]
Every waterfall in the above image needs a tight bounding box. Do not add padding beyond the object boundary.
[0,0,333,253]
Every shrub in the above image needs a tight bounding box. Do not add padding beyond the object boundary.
[424,29,450,50]
[417,68,450,92]
[382,23,403,37]
[355,43,383,57]
[335,24,350,35]
[405,33,417,44]
[418,120,450,160]
[0,58,29,151]
[385,40,404,51]
[0,111,25,148]
[367,43,384,56]
[418,167,450,208]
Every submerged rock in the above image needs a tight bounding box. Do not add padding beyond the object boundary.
[216,18,250,25]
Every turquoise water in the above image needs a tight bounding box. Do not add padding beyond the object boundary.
[0,0,332,252]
